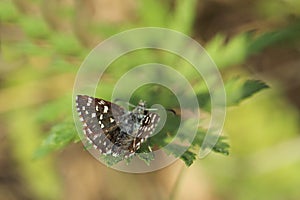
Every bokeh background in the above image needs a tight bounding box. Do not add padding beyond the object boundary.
[1,0,300,200]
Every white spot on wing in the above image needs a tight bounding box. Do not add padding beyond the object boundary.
[151,114,157,123]
[103,106,108,113]
[145,116,150,124]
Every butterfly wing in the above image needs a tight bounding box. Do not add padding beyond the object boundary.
[129,112,160,153]
[76,95,129,155]
[76,95,160,157]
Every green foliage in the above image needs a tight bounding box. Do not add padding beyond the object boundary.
[36,95,73,123]
[137,152,155,166]
[180,150,197,167]
[100,154,127,167]
[197,78,269,111]
[169,0,198,34]
[206,21,300,69]
[19,16,52,39]
[248,21,300,54]
[33,120,80,159]
[225,78,269,106]
[3,0,275,167]
[138,0,170,27]
[206,33,249,69]
[0,1,19,22]
[50,33,84,56]
[2,1,299,199]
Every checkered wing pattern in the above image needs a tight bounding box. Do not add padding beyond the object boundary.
[129,112,160,153]
[76,95,160,157]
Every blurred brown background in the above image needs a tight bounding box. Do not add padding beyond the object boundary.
[1,0,300,200]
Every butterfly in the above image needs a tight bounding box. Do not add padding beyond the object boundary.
[76,95,160,157]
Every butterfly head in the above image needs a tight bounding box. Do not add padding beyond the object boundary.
[132,100,147,117]
[138,100,146,107]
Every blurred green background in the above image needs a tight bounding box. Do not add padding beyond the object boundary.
[1,0,300,200]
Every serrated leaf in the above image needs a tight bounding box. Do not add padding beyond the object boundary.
[137,152,155,166]
[225,78,269,106]
[195,78,269,111]
[241,79,269,100]
[180,150,197,166]
[33,120,79,159]
[100,154,124,167]
[248,22,300,54]
[193,130,230,156]
[206,33,249,69]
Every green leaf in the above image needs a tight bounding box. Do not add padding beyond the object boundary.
[180,150,197,166]
[137,0,169,26]
[100,154,125,167]
[169,0,198,34]
[195,78,269,111]
[33,120,80,159]
[211,137,230,155]
[50,33,83,56]
[35,95,72,123]
[137,152,155,166]
[206,33,249,69]
[191,130,230,156]
[197,92,211,111]
[0,1,19,22]
[242,79,270,100]
[248,21,300,54]
[19,16,51,39]
[225,78,269,106]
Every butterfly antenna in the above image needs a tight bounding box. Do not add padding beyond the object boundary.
[114,98,135,107]
[166,109,176,115]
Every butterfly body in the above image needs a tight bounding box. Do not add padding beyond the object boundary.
[76,95,160,157]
